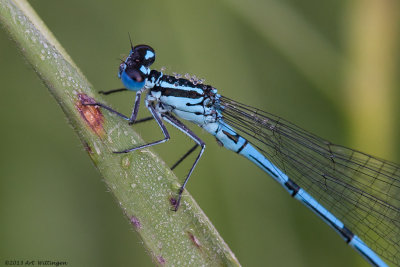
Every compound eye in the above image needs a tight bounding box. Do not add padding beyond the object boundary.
[127,68,144,81]
[121,68,146,90]
[118,62,126,77]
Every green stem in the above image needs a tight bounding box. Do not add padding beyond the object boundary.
[0,0,240,266]
[344,0,399,158]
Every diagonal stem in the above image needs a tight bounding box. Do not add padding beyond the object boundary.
[0,0,240,266]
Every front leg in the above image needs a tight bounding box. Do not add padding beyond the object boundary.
[114,100,170,153]
[83,89,144,124]
[162,114,206,211]
[128,89,143,124]
[98,88,128,95]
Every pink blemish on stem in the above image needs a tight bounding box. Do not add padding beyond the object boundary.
[130,215,141,229]
[76,93,104,137]
[156,255,166,265]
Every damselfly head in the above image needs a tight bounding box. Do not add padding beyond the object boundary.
[119,64,146,91]
[128,44,155,67]
[118,44,155,91]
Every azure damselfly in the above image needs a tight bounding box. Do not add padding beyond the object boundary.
[84,43,400,267]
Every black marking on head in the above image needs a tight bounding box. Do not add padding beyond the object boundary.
[284,179,300,197]
[126,44,155,68]
[236,140,248,154]
[222,130,239,143]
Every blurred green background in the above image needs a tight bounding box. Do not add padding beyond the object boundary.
[1,0,399,266]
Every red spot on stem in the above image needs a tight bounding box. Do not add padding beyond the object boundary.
[187,231,201,249]
[76,93,105,137]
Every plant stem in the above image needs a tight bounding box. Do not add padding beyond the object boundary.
[0,0,240,266]
[344,0,399,158]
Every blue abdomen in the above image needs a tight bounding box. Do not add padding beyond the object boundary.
[212,121,289,185]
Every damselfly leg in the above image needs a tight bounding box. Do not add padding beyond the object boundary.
[96,88,199,169]
[170,144,199,171]
[98,88,128,95]
[162,114,205,210]
[113,100,170,154]
[82,90,170,154]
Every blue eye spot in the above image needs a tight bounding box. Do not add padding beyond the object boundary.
[139,65,149,75]
[145,50,155,60]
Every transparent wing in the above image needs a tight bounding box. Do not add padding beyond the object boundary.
[219,96,400,265]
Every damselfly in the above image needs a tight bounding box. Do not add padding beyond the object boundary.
[84,43,400,267]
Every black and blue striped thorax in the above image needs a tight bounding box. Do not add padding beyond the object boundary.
[145,70,222,127]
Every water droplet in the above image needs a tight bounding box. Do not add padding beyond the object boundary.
[122,156,130,169]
